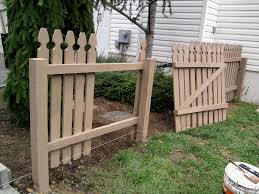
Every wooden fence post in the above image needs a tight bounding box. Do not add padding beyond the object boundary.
[29,58,49,193]
[236,58,247,100]
[136,58,155,142]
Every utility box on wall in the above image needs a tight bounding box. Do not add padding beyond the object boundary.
[115,30,131,50]
[118,30,131,44]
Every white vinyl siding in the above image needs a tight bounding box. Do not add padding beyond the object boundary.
[214,0,259,72]
[202,0,220,42]
[109,4,141,58]
[143,0,206,62]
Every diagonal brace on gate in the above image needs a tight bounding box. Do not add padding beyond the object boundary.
[178,63,226,110]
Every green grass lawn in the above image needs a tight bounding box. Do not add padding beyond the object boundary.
[54,102,259,194]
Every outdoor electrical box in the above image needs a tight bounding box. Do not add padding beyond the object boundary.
[115,30,131,51]
[118,30,131,44]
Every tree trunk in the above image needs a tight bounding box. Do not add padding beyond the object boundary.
[145,1,157,58]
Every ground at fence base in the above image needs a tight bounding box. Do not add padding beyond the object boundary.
[0,92,173,194]
[50,102,258,194]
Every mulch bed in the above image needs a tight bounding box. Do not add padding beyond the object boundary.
[0,97,173,193]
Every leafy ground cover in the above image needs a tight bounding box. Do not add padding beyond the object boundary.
[53,102,259,194]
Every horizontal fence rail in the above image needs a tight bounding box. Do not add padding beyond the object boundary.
[29,28,155,193]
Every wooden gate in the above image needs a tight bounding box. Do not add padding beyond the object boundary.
[172,43,228,132]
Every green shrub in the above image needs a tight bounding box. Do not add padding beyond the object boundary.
[95,70,174,112]
[4,0,94,125]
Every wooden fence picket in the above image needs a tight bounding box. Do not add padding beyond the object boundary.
[189,43,197,128]
[50,29,63,168]
[73,32,87,160]
[62,31,75,164]
[83,33,96,156]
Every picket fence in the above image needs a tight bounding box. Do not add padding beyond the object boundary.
[172,42,246,132]
[29,28,154,193]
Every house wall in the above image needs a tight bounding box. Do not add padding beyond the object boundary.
[202,0,220,42]
[108,3,141,59]
[99,0,207,62]
[144,0,206,63]
[212,0,259,103]
[214,0,259,72]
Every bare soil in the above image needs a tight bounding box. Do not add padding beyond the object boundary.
[0,97,173,193]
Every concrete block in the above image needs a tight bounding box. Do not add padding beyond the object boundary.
[0,163,20,194]
[0,187,20,194]
[0,163,11,189]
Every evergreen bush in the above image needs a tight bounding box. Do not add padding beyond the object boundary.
[95,70,174,112]
[4,0,94,125]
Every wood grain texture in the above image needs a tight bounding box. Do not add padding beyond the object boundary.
[83,33,96,156]
[62,31,75,164]
[136,59,155,142]
[73,32,87,160]
[50,29,63,168]
[29,58,49,193]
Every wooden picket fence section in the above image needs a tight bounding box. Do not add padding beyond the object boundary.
[172,42,228,132]
[224,44,246,102]
[29,28,155,193]
[172,42,246,132]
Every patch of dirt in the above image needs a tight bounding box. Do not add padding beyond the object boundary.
[170,150,183,162]
[0,97,173,193]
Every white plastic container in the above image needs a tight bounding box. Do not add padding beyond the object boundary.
[224,162,259,194]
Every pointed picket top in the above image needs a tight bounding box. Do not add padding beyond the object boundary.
[177,43,184,63]
[64,31,75,64]
[77,32,87,63]
[201,42,207,63]
[172,43,179,63]
[216,43,221,62]
[220,43,225,63]
[189,42,195,62]
[37,28,49,59]
[194,42,201,63]
[207,43,213,63]
[183,43,189,63]
[138,39,147,62]
[88,33,97,63]
[51,29,63,64]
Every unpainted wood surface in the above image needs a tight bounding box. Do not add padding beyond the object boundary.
[172,42,228,132]
[50,29,63,168]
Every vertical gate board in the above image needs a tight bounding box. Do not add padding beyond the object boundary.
[195,43,203,126]
[189,43,197,128]
[216,45,223,121]
[201,43,208,125]
[172,44,181,131]
[73,32,87,160]
[221,45,227,120]
[178,44,186,130]
[207,43,213,124]
[173,42,228,132]
[83,34,96,156]
[50,29,63,168]
[62,31,75,164]
[183,44,191,129]
[212,44,219,123]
